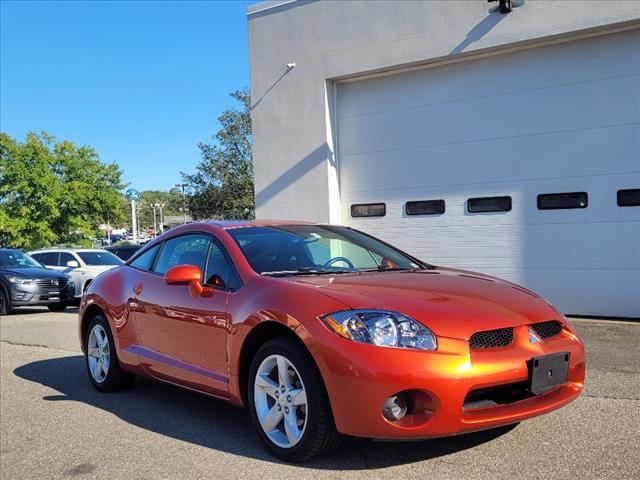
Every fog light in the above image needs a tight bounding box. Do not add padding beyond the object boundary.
[382,394,408,422]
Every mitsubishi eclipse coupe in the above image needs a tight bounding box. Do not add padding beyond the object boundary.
[78,221,585,462]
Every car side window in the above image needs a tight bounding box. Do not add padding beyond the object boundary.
[35,252,58,266]
[129,244,160,271]
[59,252,75,266]
[153,234,210,276]
[205,241,241,290]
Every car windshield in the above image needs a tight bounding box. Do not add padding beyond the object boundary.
[227,225,426,276]
[0,250,43,268]
[77,251,124,266]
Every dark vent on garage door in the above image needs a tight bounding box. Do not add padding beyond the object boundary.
[467,196,512,213]
[351,203,386,217]
[406,199,445,215]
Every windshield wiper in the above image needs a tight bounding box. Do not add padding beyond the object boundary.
[359,265,423,273]
[261,267,354,277]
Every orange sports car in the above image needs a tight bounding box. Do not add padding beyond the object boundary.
[79,221,585,462]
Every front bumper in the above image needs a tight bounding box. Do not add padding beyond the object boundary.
[8,283,75,307]
[305,322,585,439]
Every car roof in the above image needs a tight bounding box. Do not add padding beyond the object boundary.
[207,219,318,230]
[30,248,107,253]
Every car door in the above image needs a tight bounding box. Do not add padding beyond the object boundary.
[58,251,85,296]
[132,233,231,396]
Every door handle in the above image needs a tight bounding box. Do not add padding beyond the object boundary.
[133,282,144,295]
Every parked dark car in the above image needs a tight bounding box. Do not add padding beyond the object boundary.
[105,244,141,261]
[0,248,75,314]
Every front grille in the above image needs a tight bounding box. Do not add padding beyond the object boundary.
[531,320,562,340]
[36,278,68,290]
[469,327,513,349]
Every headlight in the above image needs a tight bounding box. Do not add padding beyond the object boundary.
[6,275,34,285]
[320,309,437,350]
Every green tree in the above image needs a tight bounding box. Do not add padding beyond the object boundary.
[182,89,254,220]
[0,131,125,249]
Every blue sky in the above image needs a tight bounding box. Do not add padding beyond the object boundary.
[1,0,255,191]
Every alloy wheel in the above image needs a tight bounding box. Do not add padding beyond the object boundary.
[254,354,308,448]
[87,324,110,383]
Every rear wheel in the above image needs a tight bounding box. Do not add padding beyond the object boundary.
[85,314,134,392]
[248,337,340,462]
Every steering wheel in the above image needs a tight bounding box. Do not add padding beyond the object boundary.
[324,256,355,269]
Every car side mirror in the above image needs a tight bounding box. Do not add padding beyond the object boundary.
[66,260,80,268]
[163,264,212,298]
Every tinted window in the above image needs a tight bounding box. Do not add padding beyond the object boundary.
[617,189,640,207]
[33,252,58,266]
[59,252,76,266]
[129,245,160,271]
[77,251,123,266]
[351,203,386,218]
[537,192,587,210]
[468,196,512,213]
[153,234,210,276]
[205,241,241,289]
[406,199,445,215]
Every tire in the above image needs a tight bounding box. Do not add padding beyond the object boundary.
[85,314,134,392]
[248,336,341,462]
[0,289,10,315]
[47,304,68,312]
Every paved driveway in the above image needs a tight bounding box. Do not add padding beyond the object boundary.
[1,307,639,479]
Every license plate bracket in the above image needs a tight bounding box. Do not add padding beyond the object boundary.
[529,352,570,395]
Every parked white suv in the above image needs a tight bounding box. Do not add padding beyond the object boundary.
[29,249,123,301]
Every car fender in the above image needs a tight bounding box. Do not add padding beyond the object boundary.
[78,267,141,369]
[225,276,350,406]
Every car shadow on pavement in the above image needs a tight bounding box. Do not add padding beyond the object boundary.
[13,355,516,469]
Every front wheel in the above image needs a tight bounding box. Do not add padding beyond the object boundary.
[248,337,340,462]
[0,289,10,315]
[85,315,134,392]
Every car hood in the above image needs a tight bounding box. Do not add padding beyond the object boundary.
[284,267,561,340]
[1,267,67,280]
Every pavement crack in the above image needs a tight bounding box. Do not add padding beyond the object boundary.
[582,393,640,401]
[0,339,77,353]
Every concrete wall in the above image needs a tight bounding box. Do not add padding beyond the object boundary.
[248,0,640,222]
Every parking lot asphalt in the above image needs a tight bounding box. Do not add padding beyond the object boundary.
[1,308,639,480]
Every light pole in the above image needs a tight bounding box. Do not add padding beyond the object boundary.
[155,203,165,234]
[175,183,187,224]
[136,201,142,243]
[152,204,157,237]
[125,189,140,244]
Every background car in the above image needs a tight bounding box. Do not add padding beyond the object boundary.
[0,248,74,314]
[29,248,123,302]
[105,244,141,261]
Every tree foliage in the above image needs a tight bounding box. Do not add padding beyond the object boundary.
[182,89,254,220]
[0,131,125,249]
[131,189,184,231]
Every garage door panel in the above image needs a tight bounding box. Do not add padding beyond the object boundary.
[337,31,640,316]
[523,269,640,317]
[338,30,640,120]
[340,124,639,194]
[338,75,639,157]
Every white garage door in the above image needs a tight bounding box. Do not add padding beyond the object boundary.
[336,30,640,318]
